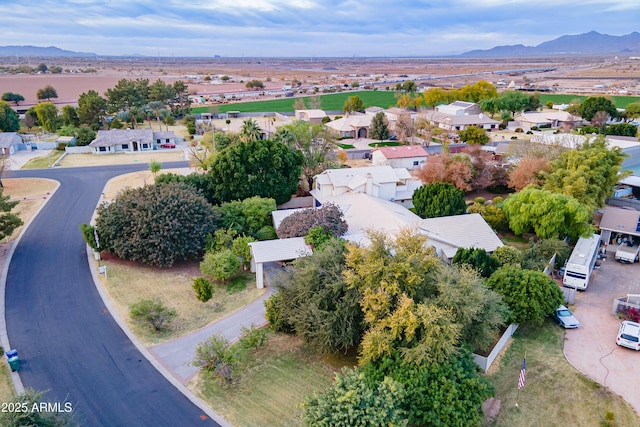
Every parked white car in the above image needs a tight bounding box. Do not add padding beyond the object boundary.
[616,321,640,350]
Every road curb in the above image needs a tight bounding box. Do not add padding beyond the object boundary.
[0,178,61,396]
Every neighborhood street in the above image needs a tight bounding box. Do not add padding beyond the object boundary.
[4,163,222,426]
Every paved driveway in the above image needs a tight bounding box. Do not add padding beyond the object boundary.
[564,252,640,415]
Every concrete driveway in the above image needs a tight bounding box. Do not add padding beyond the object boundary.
[564,253,640,415]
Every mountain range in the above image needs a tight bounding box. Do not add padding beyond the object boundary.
[461,31,640,57]
[0,45,95,57]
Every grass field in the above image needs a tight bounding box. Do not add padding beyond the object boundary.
[191,91,640,114]
[488,321,639,427]
[191,333,353,427]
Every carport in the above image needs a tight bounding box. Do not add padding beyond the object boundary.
[598,205,640,249]
[248,237,313,289]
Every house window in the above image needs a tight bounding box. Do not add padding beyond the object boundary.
[413,161,419,166]
[99,147,106,152]
[142,143,148,149]
[122,144,129,150]
[156,139,161,144]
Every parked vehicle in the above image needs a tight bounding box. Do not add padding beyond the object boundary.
[160,142,176,149]
[616,321,640,350]
[552,305,581,328]
[563,234,601,290]
[615,240,640,263]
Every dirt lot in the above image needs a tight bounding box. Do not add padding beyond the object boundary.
[58,151,185,168]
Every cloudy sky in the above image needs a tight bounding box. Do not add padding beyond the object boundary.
[2,0,639,57]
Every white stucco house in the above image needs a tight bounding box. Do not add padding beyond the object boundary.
[513,111,584,131]
[311,165,422,208]
[371,145,428,170]
[89,129,176,154]
[295,109,327,124]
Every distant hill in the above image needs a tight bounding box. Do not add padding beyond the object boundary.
[462,31,640,57]
[0,45,96,57]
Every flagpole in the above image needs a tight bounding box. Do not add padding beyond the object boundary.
[516,351,526,408]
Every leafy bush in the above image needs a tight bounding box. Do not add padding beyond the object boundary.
[522,238,570,271]
[95,183,217,267]
[515,128,523,133]
[474,197,485,205]
[255,225,277,241]
[130,299,176,332]
[492,245,523,267]
[264,293,294,333]
[277,203,347,238]
[192,334,236,385]
[238,324,268,352]
[452,247,500,278]
[231,235,255,270]
[78,223,99,251]
[200,249,240,282]
[413,182,467,218]
[192,277,213,303]
[215,196,276,238]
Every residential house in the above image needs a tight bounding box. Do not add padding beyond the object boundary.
[89,129,176,154]
[419,213,504,261]
[418,110,500,131]
[324,113,372,139]
[0,132,22,156]
[311,165,422,208]
[371,145,428,170]
[598,205,640,247]
[295,109,327,124]
[513,111,584,131]
[436,101,481,116]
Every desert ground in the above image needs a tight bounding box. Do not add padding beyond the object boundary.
[2,55,640,107]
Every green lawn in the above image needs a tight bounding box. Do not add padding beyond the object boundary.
[369,141,401,147]
[190,91,640,115]
[20,150,65,169]
[539,94,640,109]
[488,321,639,427]
[191,90,399,114]
[192,333,353,427]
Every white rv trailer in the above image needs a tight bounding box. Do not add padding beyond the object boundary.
[563,234,601,290]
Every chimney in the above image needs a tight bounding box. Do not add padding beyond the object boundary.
[365,173,373,195]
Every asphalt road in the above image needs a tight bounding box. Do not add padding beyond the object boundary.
[5,163,221,426]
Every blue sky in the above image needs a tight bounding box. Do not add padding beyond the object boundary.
[2,0,639,57]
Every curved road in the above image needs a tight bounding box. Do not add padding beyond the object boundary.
[5,163,221,426]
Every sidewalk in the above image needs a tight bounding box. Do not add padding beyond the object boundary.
[150,263,282,383]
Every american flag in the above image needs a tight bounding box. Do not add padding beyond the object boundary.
[518,358,526,389]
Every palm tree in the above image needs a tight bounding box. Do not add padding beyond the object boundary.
[148,101,165,130]
[240,119,262,142]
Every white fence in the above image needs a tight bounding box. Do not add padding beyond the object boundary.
[473,324,519,372]
[65,146,93,154]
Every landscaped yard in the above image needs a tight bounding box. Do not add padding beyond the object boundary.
[20,150,65,169]
[488,321,639,427]
[94,258,265,346]
[190,333,353,427]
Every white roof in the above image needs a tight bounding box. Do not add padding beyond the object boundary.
[248,237,312,264]
[419,213,503,259]
[325,114,373,132]
[271,208,308,231]
[317,166,404,188]
[607,136,640,150]
[514,111,581,124]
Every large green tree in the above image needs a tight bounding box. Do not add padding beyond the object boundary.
[486,266,564,325]
[105,78,149,114]
[502,187,592,240]
[303,368,407,427]
[625,102,640,119]
[1,92,24,106]
[273,120,337,192]
[343,95,365,113]
[215,196,277,238]
[34,102,59,132]
[77,90,107,128]
[95,183,217,267]
[578,96,617,122]
[363,351,494,427]
[275,239,365,353]
[458,126,489,145]
[542,136,627,208]
[412,182,467,218]
[60,105,80,127]
[0,101,20,132]
[452,247,501,278]
[369,111,390,143]
[208,139,303,205]
[36,84,58,101]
